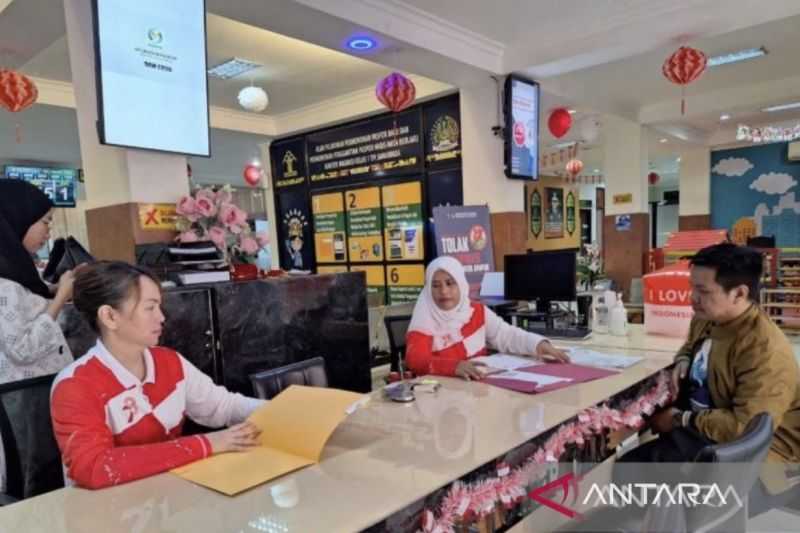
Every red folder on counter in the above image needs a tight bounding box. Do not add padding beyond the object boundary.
[483,363,618,394]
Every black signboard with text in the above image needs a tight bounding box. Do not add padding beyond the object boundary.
[306,109,423,187]
[423,96,461,167]
[270,138,308,189]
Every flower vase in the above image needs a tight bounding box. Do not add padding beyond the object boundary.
[231,262,259,281]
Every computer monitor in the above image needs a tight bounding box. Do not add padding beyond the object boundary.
[504,251,577,312]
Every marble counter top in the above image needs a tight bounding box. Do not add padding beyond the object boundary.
[0,346,673,533]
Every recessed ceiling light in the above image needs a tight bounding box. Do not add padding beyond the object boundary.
[761,101,800,113]
[659,138,668,143]
[346,36,377,51]
[567,109,577,114]
[720,114,731,121]
[208,58,262,80]
[707,47,767,67]
[593,169,600,173]
[677,157,682,163]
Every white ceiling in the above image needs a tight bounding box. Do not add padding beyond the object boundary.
[0,103,265,187]
[5,0,800,194]
[19,12,401,116]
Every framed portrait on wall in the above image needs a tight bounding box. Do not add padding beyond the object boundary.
[544,187,564,239]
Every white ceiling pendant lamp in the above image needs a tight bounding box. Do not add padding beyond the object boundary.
[238,85,269,113]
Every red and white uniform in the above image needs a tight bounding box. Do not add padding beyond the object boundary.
[406,302,545,377]
[50,340,264,489]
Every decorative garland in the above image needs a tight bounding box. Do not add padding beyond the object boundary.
[418,371,673,533]
[737,123,800,143]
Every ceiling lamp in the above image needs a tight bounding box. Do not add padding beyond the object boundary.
[762,101,800,113]
[208,58,262,80]
[707,47,766,67]
[238,86,269,112]
[346,36,377,52]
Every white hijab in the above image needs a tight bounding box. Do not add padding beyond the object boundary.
[408,256,474,348]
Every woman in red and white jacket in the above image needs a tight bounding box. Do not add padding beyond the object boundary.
[406,256,570,380]
[51,262,265,489]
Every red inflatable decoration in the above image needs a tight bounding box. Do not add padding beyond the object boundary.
[648,171,660,186]
[548,108,572,138]
[375,72,416,113]
[0,69,38,112]
[662,46,707,114]
[566,158,583,177]
[243,164,262,187]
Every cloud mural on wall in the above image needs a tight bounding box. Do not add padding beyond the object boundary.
[754,203,770,234]
[712,157,753,177]
[750,172,797,195]
[773,192,800,214]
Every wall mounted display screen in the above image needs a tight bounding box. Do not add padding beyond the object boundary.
[504,75,539,180]
[3,166,77,207]
[93,0,210,157]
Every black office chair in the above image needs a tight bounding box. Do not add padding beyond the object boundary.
[682,412,773,532]
[0,374,65,504]
[557,413,774,533]
[747,235,776,248]
[384,314,411,372]
[248,357,328,400]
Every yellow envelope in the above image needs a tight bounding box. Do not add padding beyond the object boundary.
[173,385,365,495]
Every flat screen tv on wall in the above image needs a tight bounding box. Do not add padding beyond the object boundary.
[92,0,211,157]
[3,166,78,207]
[503,74,540,180]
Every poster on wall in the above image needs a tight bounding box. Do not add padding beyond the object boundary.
[433,205,495,299]
[544,187,564,239]
[424,96,461,165]
[312,192,347,263]
[711,144,800,248]
[350,265,387,306]
[345,187,384,262]
[386,264,425,305]
[530,189,542,237]
[306,109,422,185]
[565,191,576,236]
[277,190,314,271]
[270,138,307,189]
[382,181,425,261]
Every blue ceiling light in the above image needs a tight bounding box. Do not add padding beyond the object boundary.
[346,36,377,52]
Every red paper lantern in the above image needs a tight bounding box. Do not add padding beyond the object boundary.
[375,72,416,113]
[548,108,572,138]
[565,158,583,177]
[662,46,707,114]
[243,164,262,187]
[648,172,660,185]
[0,69,38,112]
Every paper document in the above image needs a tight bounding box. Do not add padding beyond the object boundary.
[564,348,642,369]
[173,385,365,495]
[471,354,541,371]
[492,370,571,386]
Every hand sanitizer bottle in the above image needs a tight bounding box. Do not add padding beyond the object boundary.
[610,293,628,336]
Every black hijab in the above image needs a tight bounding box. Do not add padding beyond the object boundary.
[0,180,54,298]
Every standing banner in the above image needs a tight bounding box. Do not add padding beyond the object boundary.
[432,205,495,299]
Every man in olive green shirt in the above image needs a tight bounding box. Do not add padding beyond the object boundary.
[623,243,800,477]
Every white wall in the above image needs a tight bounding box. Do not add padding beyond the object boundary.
[678,147,711,216]
[459,78,525,213]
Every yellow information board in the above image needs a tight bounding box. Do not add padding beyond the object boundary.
[138,203,178,231]
[317,265,349,275]
[345,187,384,262]
[386,263,425,305]
[350,265,386,306]
[312,192,347,263]
[382,181,424,261]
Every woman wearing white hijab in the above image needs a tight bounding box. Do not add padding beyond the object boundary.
[406,256,569,380]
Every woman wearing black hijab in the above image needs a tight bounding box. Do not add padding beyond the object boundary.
[0,179,75,384]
